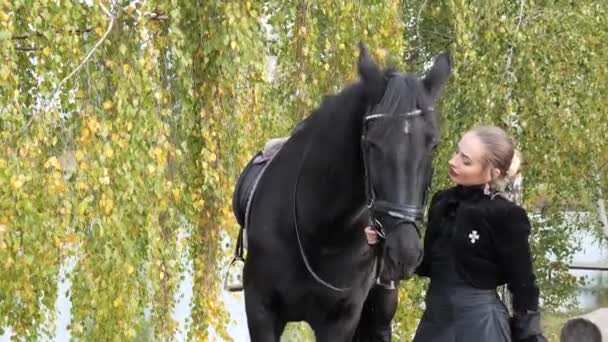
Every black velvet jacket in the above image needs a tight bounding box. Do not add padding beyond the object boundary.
[416,184,540,314]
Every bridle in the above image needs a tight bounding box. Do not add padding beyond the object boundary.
[292,103,435,292]
[360,107,434,289]
[360,107,434,239]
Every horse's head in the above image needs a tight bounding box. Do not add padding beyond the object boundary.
[358,43,451,283]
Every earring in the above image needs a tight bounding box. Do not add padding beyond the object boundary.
[483,183,492,196]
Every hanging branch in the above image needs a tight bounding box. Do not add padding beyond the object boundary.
[503,0,525,132]
[16,2,117,137]
[499,0,526,316]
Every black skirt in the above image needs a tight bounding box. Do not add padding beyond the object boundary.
[412,281,511,342]
[413,208,511,342]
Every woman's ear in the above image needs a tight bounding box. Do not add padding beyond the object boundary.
[492,168,501,180]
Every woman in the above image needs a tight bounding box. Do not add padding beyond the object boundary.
[364,126,547,342]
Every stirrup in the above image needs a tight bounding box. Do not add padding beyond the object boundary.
[223,257,245,292]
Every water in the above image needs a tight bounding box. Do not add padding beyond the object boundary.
[569,230,608,310]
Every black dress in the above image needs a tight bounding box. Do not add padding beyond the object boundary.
[412,191,511,342]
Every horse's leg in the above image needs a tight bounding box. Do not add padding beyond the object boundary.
[244,289,285,342]
[353,284,399,342]
[314,313,362,342]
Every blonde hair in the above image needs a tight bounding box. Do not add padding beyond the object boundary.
[469,126,522,191]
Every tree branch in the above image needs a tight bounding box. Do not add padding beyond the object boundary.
[593,162,608,238]
[15,46,40,51]
[11,27,94,40]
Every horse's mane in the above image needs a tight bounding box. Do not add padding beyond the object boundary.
[297,71,438,144]
[297,81,367,139]
[370,73,439,143]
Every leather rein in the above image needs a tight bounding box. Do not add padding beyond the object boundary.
[293,107,432,292]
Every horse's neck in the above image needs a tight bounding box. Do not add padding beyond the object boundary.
[296,110,367,239]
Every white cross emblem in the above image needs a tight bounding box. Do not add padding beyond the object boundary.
[468,230,480,244]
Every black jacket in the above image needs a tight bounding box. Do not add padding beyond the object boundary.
[416,184,540,314]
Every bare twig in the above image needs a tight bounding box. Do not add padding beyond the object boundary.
[11,27,93,40]
[98,1,112,17]
[15,46,40,51]
[416,0,429,42]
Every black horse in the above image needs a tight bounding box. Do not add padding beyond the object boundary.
[233,43,451,341]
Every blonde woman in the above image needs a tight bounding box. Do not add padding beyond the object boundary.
[364,126,546,342]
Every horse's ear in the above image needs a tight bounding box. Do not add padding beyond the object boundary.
[357,42,384,100]
[422,52,452,100]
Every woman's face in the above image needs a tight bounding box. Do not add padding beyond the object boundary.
[448,132,492,186]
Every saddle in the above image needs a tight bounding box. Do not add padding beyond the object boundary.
[232,137,288,230]
[225,137,288,292]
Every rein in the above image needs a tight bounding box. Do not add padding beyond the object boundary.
[292,107,431,292]
[293,136,354,292]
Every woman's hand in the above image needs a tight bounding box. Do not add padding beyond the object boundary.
[364,226,380,245]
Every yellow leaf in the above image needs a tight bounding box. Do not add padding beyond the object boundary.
[153,147,163,159]
[75,150,85,161]
[147,164,156,174]
[65,233,78,243]
[76,181,87,191]
[374,48,387,60]
[80,127,90,139]
[103,200,113,216]
[23,284,34,300]
[103,100,113,111]
[103,147,114,158]
[44,156,61,170]
[87,117,99,132]
[0,224,7,234]
[42,46,51,57]
[127,264,134,275]
[10,175,23,190]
